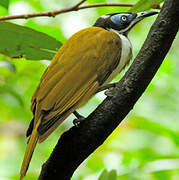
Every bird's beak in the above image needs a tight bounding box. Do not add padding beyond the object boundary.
[130,11,158,27]
[136,11,158,20]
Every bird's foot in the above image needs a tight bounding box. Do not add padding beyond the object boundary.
[73,117,85,127]
[104,88,115,97]
[97,83,117,97]
[73,111,85,127]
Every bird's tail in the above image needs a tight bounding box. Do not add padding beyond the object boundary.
[20,123,39,180]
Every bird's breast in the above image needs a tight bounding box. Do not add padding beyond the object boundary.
[105,33,132,83]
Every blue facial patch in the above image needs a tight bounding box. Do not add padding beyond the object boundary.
[111,13,133,26]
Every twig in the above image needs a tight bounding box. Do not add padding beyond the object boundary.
[79,2,135,9]
[0,1,161,21]
[79,2,161,10]
[0,0,87,21]
[74,0,87,8]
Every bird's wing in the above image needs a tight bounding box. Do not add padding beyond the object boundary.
[30,26,122,141]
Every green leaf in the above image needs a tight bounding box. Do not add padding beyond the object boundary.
[108,170,117,180]
[98,169,109,180]
[129,0,163,12]
[0,0,9,9]
[0,60,16,72]
[0,22,62,60]
[98,169,117,180]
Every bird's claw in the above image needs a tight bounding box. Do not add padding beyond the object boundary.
[73,117,85,127]
[104,87,115,97]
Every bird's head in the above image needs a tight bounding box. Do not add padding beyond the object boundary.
[94,11,158,35]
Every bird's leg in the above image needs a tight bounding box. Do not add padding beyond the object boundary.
[97,83,117,97]
[73,84,117,126]
[73,111,85,127]
[73,83,117,126]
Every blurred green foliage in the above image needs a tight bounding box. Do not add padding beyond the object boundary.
[0,0,9,9]
[129,0,163,12]
[0,0,178,180]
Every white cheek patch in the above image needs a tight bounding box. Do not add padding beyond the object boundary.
[118,19,139,33]
[101,15,110,19]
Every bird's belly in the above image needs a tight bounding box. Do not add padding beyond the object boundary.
[105,34,132,84]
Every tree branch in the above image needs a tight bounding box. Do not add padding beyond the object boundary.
[0,1,161,21]
[38,0,179,179]
[79,2,161,10]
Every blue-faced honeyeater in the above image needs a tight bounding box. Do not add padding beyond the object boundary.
[20,11,158,179]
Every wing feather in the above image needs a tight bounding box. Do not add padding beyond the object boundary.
[30,27,122,141]
[38,81,99,142]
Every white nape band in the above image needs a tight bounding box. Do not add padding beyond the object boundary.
[101,15,110,19]
[107,28,120,36]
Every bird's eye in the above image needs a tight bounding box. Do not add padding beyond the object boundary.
[121,15,127,21]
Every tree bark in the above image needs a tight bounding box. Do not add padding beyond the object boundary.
[39,0,179,179]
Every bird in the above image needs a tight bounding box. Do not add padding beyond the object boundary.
[20,11,158,180]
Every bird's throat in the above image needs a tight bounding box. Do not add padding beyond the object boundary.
[105,33,132,84]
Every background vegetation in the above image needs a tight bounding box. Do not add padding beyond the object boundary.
[0,0,178,180]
